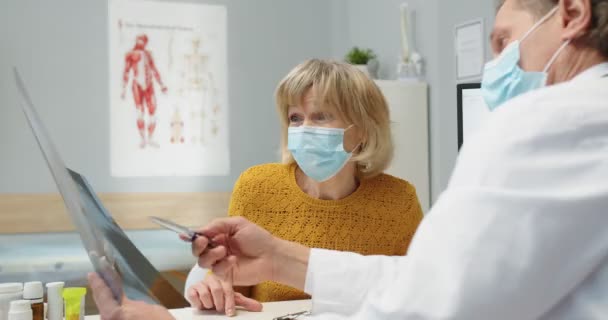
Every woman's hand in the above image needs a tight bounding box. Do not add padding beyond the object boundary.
[186,273,263,316]
[88,273,174,320]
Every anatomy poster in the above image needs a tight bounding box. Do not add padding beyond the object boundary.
[109,0,229,177]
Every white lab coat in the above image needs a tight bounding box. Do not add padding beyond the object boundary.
[304,63,608,319]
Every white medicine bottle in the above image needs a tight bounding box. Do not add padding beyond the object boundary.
[0,283,23,320]
[8,300,32,320]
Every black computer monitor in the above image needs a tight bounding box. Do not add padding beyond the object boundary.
[457,83,490,150]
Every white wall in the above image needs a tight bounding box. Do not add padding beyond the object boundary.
[0,0,332,193]
[0,0,500,203]
[434,0,497,199]
[330,0,497,203]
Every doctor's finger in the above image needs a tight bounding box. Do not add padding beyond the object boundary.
[180,233,192,242]
[196,217,247,239]
[192,236,212,257]
[210,255,237,280]
[197,246,229,268]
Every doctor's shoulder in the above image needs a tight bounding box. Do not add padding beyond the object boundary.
[469,78,602,145]
[453,78,608,185]
[490,78,608,142]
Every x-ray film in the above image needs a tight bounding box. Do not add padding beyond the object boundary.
[13,68,188,308]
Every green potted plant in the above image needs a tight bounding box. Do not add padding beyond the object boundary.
[345,47,378,77]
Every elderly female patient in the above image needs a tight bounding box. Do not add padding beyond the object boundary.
[184,59,424,315]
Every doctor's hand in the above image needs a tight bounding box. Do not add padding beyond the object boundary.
[192,217,311,291]
[186,272,263,316]
[88,273,174,320]
[192,217,276,286]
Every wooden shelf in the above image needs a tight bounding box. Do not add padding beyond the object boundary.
[0,192,231,234]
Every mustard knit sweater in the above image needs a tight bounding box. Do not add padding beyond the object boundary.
[228,163,423,302]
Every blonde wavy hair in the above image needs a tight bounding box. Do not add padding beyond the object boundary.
[275,59,393,178]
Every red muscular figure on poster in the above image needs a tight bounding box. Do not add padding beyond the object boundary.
[121,34,167,148]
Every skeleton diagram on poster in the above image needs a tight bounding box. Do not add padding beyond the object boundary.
[109,0,229,177]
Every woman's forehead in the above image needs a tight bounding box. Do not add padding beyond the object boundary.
[289,89,319,109]
[284,85,346,119]
[288,96,338,114]
[288,102,326,113]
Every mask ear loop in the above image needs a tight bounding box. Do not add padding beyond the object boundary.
[543,40,570,73]
[343,124,362,155]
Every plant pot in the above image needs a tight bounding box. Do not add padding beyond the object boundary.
[367,59,379,79]
[353,64,371,77]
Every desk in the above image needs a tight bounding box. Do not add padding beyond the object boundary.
[85,300,312,319]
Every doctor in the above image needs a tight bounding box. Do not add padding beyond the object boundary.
[89,0,608,319]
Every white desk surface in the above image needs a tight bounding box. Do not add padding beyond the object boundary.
[85,300,312,320]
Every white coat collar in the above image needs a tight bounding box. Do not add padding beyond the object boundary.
[572,62,608,82]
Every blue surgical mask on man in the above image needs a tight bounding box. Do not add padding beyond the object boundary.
[481,7,570,111]
[288,125,357,182]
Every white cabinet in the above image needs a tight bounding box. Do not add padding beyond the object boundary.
[375,80,430,212]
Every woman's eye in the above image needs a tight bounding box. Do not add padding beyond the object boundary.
[316,113,332,121]
[289,115,302,123]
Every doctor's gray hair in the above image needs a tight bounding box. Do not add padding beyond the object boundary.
[498,0,608,58]
[497,0,557,15]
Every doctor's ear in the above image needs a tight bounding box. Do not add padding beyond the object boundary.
[558,0,594,41]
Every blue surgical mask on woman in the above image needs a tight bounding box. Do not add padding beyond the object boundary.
[288,125,357,182]
[481,7,570,111]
